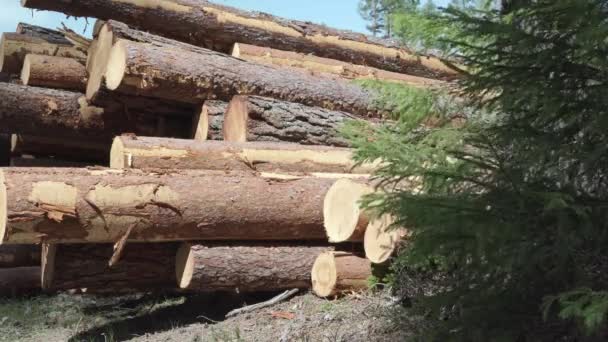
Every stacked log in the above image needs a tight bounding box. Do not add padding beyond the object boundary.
[311,251,372,297]
[21,54,87,91]
[193,101,227,141]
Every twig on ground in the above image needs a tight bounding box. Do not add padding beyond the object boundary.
[225,289,299,318]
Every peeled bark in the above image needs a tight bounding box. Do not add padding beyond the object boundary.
[42,243,177,292]
[0,245,40,268]
[224,96,355,147]
[0,83,191,141]
[176,244,332,292]
[104,39,383,117]
[20,0,456,78]
[21,54,87,91]
[111,136,373,174]
[232,43,446,88]
[0,168,335,244]
[364,214,407,264]
[0,32,85,75]
[311,251,371,298]
[0,267,40,296]
[11,134,109,164]
[193,100,227,141]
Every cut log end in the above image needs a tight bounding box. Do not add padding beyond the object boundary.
[86,24,114,99]
[193,104,210,141]
[223,96,249,142]
[323,179,372,243]
[109,136,127,169]
[20,54,32,85]
[0,169,6,244]
[364,214,404,264]
[231,43,241,58]
[105,39,127,91]
[310,251,337,297]
[175,243,194,289]
[41,243,57,290]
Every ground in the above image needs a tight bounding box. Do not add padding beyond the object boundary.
[0,290,414,341]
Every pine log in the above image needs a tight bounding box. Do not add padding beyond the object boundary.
[20,0,456,79]
[223,96,356,147]
[0,168,336,244]
[21,54,87,91]
[0,29,85,75]
[42,243,177,292]
[11,134,109,164]
[311,251,371,297]
[193,101,227,141]
[110,136,374,174]
[0,245,40,268]
[103,39,383,117]
[10,157,93,168]
[0,267,40,296]
[176,244,333,292]
[232,43,446,88]
[324,179,374,243]
[0,83,191,141]
[364,214,408,264]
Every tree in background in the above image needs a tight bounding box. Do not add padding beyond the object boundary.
[358,0,419,38]
[347,0,608,340]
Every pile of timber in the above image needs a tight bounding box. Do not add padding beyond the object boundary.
[0,0,450,298]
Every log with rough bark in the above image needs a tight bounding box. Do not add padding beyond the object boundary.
[364,214,408,264]
[176,244,332,292]
[0,168,336,244]
[0,245,40,268]
[311,251,371,297]
[223,96,356,147]
[0,267,40,295]
[324,179,374,243]
[0,24,86,74]
[21,54,87,91]
[232,43,446,88]
[41,243,177,292]
[102,39,383,117]
[0,83,191,141]
[193,100,227,141]
[11,134,109,164]
[10,157,93,168]
[110,136,373,174]
[20,0,457,78]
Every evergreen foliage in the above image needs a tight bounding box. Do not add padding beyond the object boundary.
[350,0,608,339]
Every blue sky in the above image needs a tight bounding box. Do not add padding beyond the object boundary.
[0,0,450,37]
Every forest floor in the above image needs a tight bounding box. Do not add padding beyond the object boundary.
[0,289,416,341]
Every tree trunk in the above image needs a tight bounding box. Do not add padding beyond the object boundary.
[324,179,374,243]
[364,214,407,264]
[11,134,110,164]
[0,267,40,296]
[0,83,191,141]
[20,0,457,79]
[232,43,446,88]
[176,244,333,292]
[223,96,356,147]
[193,100,227,141]
[0,168,335,244]
[0,245,40,268]
[103,39,383,117]
[0,32,85,75]
[21,54,87,91]
[41,243,177,292]
[311,251,371,297]
[110,136,373,174]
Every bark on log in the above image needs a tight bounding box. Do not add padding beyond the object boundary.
[364,214,407,264]
[11,134,109,164]
[0,267,40,296]
[15,23,71,44]
[103,39,383,117]
[21,54,87,91]
[0,245,40,268]
[232,43,446,88]
[223,96,355,147]
[10,157,93,168]
[324,179,374,243]
[20,0,456,79]
[0,31,85,75]
[0,168,336,244]
[176,244,333,292]
[111,136,373,174]
[41,243,177,292]
[311,251,371,297]
[0,83,191,141]
[193,101,227,141]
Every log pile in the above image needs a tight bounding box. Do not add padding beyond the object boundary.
[0,0,446,298]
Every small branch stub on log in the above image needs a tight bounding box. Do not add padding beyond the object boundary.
[324,179,373,243]
[193,101,227,141]
[176,244,333,292]
[21,54,87,91]
[223,95,355,147]
[364,214,407,264]
[311,251,371,298]
[111,136,373,174]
